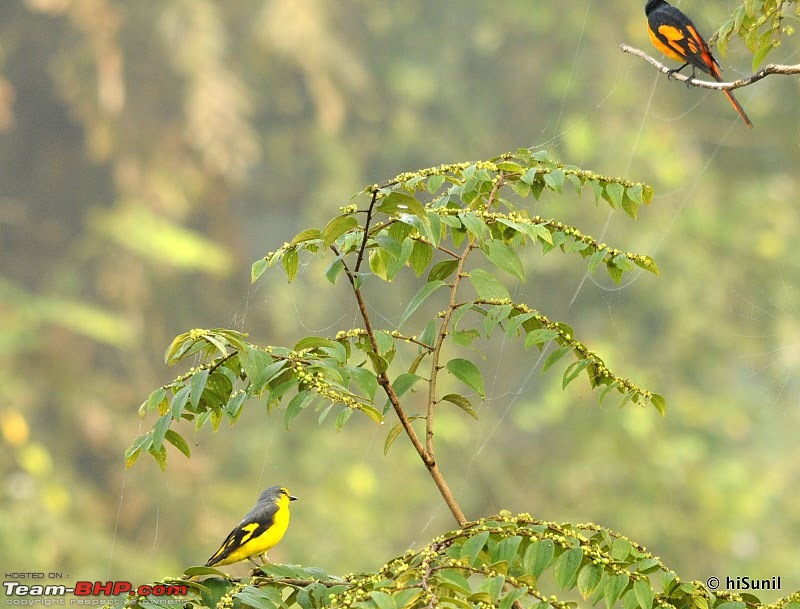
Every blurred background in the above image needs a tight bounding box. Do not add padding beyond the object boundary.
[1,0,798,599]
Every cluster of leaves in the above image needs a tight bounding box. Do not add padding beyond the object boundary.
[128,149,664,470]
[124,514,800,609]
[713,0,799,69]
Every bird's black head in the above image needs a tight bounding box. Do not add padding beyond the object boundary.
[645,0,667,15]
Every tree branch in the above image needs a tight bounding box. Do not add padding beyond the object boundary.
[426,243,473,458]
[354,189,379,274]
[620,44,800,90]
[334,243,467,526]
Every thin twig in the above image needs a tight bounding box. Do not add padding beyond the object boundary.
[621,44,800,90]
[426,243,473,460]
[354,189,379,274]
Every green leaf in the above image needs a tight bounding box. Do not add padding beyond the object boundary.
[633,579,654,609]
[469,268,510,301]
[359,404,384,424]
[446,358,485,398]
[419,318,437,347]
[189,368,210,410]
[625,183,644,204]
[125,434,151,468]
[170,385,191,419]
[526,223,553,245]
[562,358,592,389]
[164,429,191,459]
[598,380,620,406]
[374,331,395,355]
[634,255,659,275]
[622,589,639,609]
[427,174,446,193]
[428,259,460,282]
[458,212,485,238]
[379,191,428,222]
[716,603,746,609]
[235,588,279,609]
[499,588,528,609]
[578,563,603,599]
[524,539,554,577]
[604,182,624,208]
[252,258,268,283]
[524,328,559,348]
[151,413,171,451]
[291,228,323,245]
[164,332,193,365]
[520,167,537,185]
[542,345,572,373]
[284,391,313,429]
[325,257,345,284]
[367,351,388,375]
[621,191,639,219]
[370,591,397,609]
[283,248,299,282]
[543,169,565,193]
[647,392,666,416]
[441,393,478,419]
[399,280,446,327]
[479,576,505,602]
[634,558,661,574]
[504,312,534,338]
[553,547,582,589]
[604,573,629,609]
[611,538,631,560]
[409,241,433,277]
[588,248,606,272]
[295,336,347,362]
[374,233,402,260]
[460,530,490,566]
[335,407,353,429]
[148,443,167,471]
[392,373,422,397]
[226,391,247,421]
[383,422,404,454]
[752,43,773,70]
[350,366,378,400]
[493,536,522,564]
[484,240,525,280]
[438,569,472,596]
[322,215,358,247]
[239,348,283,393]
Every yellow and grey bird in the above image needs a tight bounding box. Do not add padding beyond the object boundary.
[206,485,297,567]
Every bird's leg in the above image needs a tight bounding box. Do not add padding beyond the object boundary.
[666,62,689,80]
[248,557,261,568]
[685,65,699,87]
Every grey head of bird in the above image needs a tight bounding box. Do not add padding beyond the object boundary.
[258,485,298,504]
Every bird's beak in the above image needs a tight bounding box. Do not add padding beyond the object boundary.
[289,495,298,501]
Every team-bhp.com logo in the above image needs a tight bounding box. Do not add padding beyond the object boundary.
[4,580,188,602]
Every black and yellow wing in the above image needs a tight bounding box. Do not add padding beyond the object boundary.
[206,500,278,567]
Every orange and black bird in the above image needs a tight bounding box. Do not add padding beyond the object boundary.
[645,0,753,128]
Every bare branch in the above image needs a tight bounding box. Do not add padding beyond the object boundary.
[620,44,800,90]
[354,189,379,274]
[426,243,473,458]
[333,244,468,526]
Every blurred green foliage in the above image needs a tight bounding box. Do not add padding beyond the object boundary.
[1,0,799,601]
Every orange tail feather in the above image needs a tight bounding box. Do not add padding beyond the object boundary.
[723,89,753,128]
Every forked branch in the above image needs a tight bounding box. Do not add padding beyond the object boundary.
[336,218,468,525]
